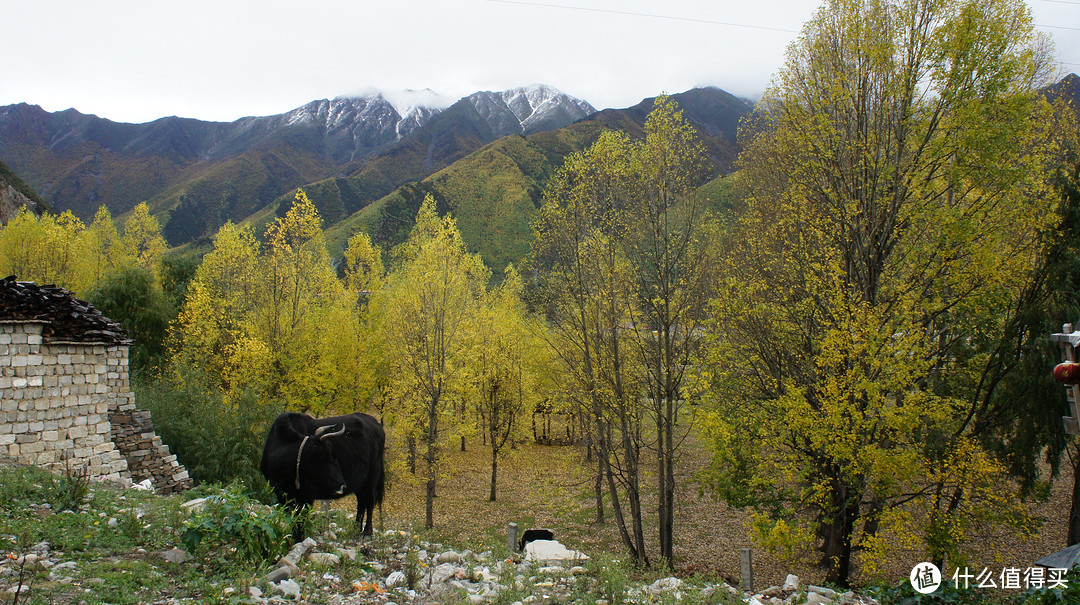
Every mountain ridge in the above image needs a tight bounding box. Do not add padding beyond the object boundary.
[0,85,596,232]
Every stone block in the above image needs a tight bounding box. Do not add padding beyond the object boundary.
[41,430,58,442]
[93,442,115,455]
[21,440,44,454]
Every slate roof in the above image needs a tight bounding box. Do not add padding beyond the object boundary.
[0,276,130,344]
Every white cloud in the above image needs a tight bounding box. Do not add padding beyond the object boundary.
[2,0,1074,123]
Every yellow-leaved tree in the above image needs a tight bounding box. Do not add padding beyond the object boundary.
[372,195,489,528]
[171,189,363,414]
[466,265,548,501]
[698,0,1072,585]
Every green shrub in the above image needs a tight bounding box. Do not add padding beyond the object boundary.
[133,366,283,487]
[180,483,295,567]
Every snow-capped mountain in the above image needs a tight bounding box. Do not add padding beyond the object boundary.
[0,84,598,223]
[466,85,596,135]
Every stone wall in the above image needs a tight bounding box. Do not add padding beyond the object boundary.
[0,319,191,493]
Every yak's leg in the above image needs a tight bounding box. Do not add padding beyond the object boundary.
[355,496,374,536]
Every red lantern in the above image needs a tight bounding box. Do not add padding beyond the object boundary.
[1054,362,1080,385]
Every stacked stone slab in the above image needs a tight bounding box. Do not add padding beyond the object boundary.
[0,277,191,494]
[109,403,190,493]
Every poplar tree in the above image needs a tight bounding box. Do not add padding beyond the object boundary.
[374,195,488,528]
[700,0,1069,584]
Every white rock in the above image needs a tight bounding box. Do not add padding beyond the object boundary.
[538,565,568,575]
[29,542,49,556]
[809,585,838,599]
[468,596,485,605]
[307,552,340,566]
[782,574,799,591]
[180,497,209,513]
[649,576,683,594]
[569,566,587,576]
[275,578,302,598]
[432,562,463,583]
[437,550,463,564]
[524,540,590,565]
[133,479,154,491]
[805,592,834,605]
[385,570,407,588]
[107,517,118,527]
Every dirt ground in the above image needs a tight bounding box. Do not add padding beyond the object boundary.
[331,426,1074,591]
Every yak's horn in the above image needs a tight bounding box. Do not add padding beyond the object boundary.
[316,423,346,440]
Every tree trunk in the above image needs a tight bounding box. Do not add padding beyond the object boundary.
[490,449,498,501]
[595,447,605,524]
[461,435,466,452]
[407,435,417,475]
[820,484,859,587]
[656,387,676,566]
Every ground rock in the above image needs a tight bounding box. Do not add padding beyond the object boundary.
[437,550,462,564]
[29,541,49,556]
[649,577,684,594]
[274,579,302,598]
[307,552,340,566]
[385,570,407,588]
[160,548,191,564]
[805,592,834,605]
[180,497,209,513]
[265,567,291,583]
[431,562,464,583]
[810,585,838,599]
[523,539,589,565]
[782,574,799,591]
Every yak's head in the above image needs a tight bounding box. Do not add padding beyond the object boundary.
[297,423,348,497]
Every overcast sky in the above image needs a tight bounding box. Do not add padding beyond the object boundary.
[3,0,1078,124]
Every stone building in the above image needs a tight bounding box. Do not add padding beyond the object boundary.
[0,277,191,493]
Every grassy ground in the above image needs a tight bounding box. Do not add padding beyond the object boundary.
[330,427,1075,592]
